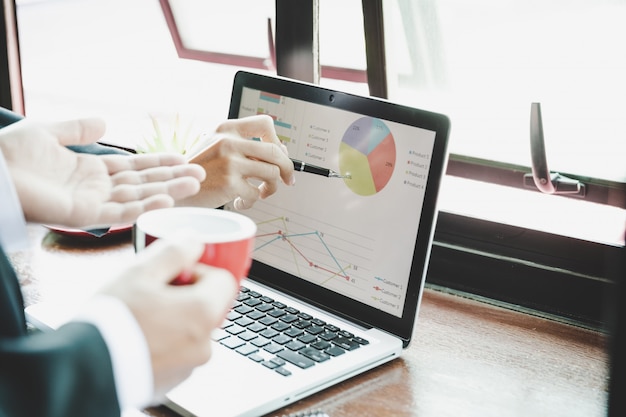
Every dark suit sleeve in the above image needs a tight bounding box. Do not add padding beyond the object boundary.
[1,107,131,156]
[0,323,121,417]
[0,246,121,417]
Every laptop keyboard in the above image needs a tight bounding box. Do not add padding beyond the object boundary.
[212,286,370,377]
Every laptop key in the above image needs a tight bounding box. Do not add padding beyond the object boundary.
[338,330,354,338]
[268,309,286,318]
[325,346,346,357]
[300,347,330,363]
[298,312,313,320]
[285,340,306,351]
[284,307,299,315]
[284,327,304,338]
[333,337,360,351]
[225,311,242,321]
[273,334,292,345]
[256,303,274,312]
[293,320,311,329]
[276,350,315,369]
[297,333,317,344]
[275,367,292,377]
[306,325,324,335]
[234,305,254,314]
[280,314,299,324]
[244,298,262,307]
[311,318,326,327]
[270,357,286,366]
[272,322,290,332]
[221,336,246,350]
[311,340,331,350]
[259,316,278,326]
[251,337,271,348]
[248,322,266,333]
[263,343,284,354]
[247,310,265,320]
[236,344,259,356]
[235,317,255,327]
[260,328,279,339]
[211,328,230,341]
[319,331,337,341]
[353,336,370,345]
[325,324,340,332]
[238,331,258,341]
[226,324,246,335]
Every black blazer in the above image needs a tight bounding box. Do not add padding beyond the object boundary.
[0,245,121,417]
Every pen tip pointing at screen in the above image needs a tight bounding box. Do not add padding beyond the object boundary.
[329,170,351,179]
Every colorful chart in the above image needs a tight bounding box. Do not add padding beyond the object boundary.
[339,117,396,196]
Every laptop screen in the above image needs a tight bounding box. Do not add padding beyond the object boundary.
[226,71,449,344]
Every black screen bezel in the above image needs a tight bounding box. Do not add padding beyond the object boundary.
[227,71,450,347]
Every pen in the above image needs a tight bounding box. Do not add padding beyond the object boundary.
[291,159,350,179]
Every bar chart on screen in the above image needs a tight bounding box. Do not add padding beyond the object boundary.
[253,91,303,145]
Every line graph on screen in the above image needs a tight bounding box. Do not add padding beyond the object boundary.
[251,210,373,292]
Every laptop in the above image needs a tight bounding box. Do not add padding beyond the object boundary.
[27,71,450,417]
[163,71,450,416]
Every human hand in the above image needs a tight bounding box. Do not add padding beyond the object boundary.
[99,237,238,399]
[182,115,295,210]
[0,118,206,229]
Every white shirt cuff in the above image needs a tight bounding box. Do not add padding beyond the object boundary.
[0,149,29,252]
[73,295,154,411]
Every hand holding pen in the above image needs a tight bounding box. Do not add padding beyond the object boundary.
[291,159,351,179]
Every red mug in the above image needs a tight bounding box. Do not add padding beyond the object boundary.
[133,207,257,285]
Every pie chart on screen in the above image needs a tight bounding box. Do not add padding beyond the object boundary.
[339,117,396,196]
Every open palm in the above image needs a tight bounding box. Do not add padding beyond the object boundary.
[0,118,205,229]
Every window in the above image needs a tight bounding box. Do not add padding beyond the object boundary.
[6,0,625,329]
[161,0,368,83]
[381,0,626,189]
[377,0,626,329]
[14,0,249,148]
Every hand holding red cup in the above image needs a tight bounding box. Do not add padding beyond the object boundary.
[133,207,257,285]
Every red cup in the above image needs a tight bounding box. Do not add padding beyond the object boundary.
[133,207,256,285]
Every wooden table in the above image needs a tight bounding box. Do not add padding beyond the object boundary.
[10,224,609,417]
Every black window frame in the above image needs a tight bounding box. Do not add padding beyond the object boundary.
[0,0,23,113]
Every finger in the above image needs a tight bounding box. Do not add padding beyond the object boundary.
[239,141,295,186]
[109,177,202,203]
[131,238,205,286]
[231,180,262,210]
[94,195,175,226]
[110,164,206,186]
[102,153,201,175]
[217,116,295,185]
[217,114,282,146]
[234,157,283,198]
[181,263,238,325]
[46,118,107,147]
